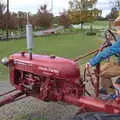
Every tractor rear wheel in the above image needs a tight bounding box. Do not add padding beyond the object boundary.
[72,112,120,120]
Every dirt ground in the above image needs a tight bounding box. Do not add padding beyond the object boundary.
[0,81,79,120]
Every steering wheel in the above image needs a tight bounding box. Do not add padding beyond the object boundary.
[104,29,117,47]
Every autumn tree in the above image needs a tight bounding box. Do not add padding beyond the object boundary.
[59,12,71,28]
[9,13,18,29]
[17,11,27,31]
[0,1,6,29]
[35,4,53,28]
[68,0,101,28]
[2,12,18,29]
[29,14,37,29]
[69,0,97,10]
[107,0,120,19]
[106,7,118,19]
[109,0,120,10]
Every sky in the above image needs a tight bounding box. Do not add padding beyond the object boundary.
[4,0,113,17]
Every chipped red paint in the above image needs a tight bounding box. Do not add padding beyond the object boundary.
[0,52,120,114]
[8,52,83,101]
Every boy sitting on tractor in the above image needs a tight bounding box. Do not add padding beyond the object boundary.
[86,16,120,97]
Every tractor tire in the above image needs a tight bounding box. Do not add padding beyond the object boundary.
[72,112,120,120]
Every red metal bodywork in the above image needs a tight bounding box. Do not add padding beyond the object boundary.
[0,52,120,114]
[9,53,80,82]
[8,52,83,101]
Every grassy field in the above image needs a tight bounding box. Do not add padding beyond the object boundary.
[85,20,109,31]
[86,20,109,27]
[0,32,103,80]
[91,20,109,27]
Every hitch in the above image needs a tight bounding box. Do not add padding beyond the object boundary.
[0,90,25,107]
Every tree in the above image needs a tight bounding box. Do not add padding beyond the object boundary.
[0,1,6,29]
[68,0,101,28]
[115,0,120,10]
[106,0,120,19]
[69,0,97,11]
[106,7,118,19]
[35,4,53,28]
[59,12,71,28]
[17,11,27,31]
[9,13,18,29]
[29,14,36,29]
[109,0,120,10]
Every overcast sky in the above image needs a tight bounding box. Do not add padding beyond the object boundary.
[5,0,112,17]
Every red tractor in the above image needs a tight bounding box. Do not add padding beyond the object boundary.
[0,28,120,120]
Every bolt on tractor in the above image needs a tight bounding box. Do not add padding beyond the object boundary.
[0,23,120,120]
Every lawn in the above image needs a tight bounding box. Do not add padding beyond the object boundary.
[85,20,109,31]
[86,20,109,27]
[91,20,109,27]
[0,32,103,80]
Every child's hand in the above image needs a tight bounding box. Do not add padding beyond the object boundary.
[85,63,92,69]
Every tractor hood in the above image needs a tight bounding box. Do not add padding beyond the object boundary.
[9,52,80,82]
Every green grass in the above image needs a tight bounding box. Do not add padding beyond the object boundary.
[0,32,102,80]
[86,20,109,27]
[14,114,28,120]
[13,114,46,120]
[86,20,109,31]
[91,20,109,27]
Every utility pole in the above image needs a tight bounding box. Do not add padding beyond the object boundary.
[6,0,9,40]
[51,0,53,12]
[51,0,53,28]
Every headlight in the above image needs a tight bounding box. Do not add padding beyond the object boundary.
[1,57,9,66]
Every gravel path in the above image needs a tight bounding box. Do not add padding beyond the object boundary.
[0,80,79,120]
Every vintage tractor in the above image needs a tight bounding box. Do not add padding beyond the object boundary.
[0,24,120,120]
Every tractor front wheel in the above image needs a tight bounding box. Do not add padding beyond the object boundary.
[72,112,120,120]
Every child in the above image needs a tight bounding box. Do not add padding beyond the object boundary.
[86,26,120,95]
[113,77,120,98]
[100,77,120,100]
